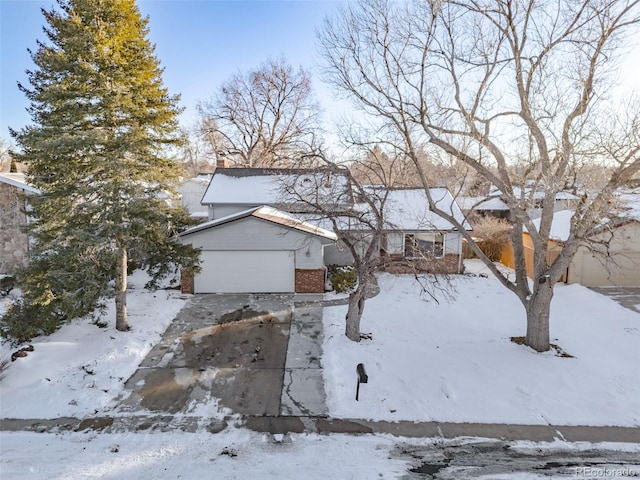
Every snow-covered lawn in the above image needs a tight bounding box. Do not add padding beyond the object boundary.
[322,260,640,426]
[0,271,187,419]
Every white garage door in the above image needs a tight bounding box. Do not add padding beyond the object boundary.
[580,252,640,287]
[195,250,295,293]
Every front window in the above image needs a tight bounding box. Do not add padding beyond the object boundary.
[404,233,444,258]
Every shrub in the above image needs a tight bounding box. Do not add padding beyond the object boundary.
[0,299,66,347]
[469,216,512,262]
[327,265,357,293]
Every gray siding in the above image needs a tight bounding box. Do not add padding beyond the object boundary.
[324,241,355,266]
[210,204,258,220]
[444,232,462,255]
[181,216,331,269]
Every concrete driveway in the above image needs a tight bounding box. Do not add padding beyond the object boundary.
[118,293,328,417]
[589,286,640,314]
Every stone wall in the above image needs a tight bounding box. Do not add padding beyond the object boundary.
[0,182,29,274]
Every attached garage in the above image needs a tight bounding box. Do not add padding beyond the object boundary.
[576,252,640,287]
[180,206,337,294]
[567,219,640,287]
[195,250,295,293]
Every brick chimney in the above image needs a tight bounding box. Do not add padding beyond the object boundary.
[216,158,229,169]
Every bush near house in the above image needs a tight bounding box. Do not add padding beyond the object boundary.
[327,265,357,293]
[467,216,512,262]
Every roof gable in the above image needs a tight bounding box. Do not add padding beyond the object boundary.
[180,205,337,241]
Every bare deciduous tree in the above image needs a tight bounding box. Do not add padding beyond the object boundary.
[320,0,640,351]
[283,152,389,340]
[286,148,454,341]
[198,57,322,168]
[0,138,15,172]
[177,127,216,177]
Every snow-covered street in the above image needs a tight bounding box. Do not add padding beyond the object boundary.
[2,429,639,479]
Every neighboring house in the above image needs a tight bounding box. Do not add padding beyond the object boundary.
[201,167,353,220]
[569,217,640,287]
[501,201,640,287]
[458,195,511,220]
[375,188,471,274]
[500,209,573,283]
[0,172,38,274]
[456,187,579,221]
[179,206,336,294]
[181,168,470,293]
[178,175,210,220]
[568,189,640,287]
[471,185,580,222]
[503,186,579,218]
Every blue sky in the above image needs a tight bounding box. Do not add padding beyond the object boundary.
[1,1,638,144]
[0,0,345,139]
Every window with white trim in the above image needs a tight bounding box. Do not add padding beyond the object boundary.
[404,232,444,258]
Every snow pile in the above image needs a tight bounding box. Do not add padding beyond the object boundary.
[0,271,187,419]
[322,260,640,426]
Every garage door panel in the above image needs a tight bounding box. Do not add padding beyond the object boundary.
[581,252,640,287]
[195,251,295,293]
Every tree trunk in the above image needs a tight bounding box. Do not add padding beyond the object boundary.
[525,280,553,352]
[345,281,367,342]
[115,246,129,331]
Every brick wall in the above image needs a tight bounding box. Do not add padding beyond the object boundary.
[0,182,29,274]
[181,269,194,294]
[295,268,325,293]
[379,254,464,275]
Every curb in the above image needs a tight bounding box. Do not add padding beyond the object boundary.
[2,416,639,443]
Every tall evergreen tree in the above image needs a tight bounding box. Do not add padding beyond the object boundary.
[10,0,199,332]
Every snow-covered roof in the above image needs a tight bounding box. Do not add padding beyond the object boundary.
[180,205,337,241]
[201,168,352,207]
[181,177,211,186]
[528,193,640,242]
[616,188,640,221]
[380,188,471,231]
[530,209,574,242]
[492,185,579,201]
[0,172,39,194]
[295,188,471,232]
[458,196,509,211]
